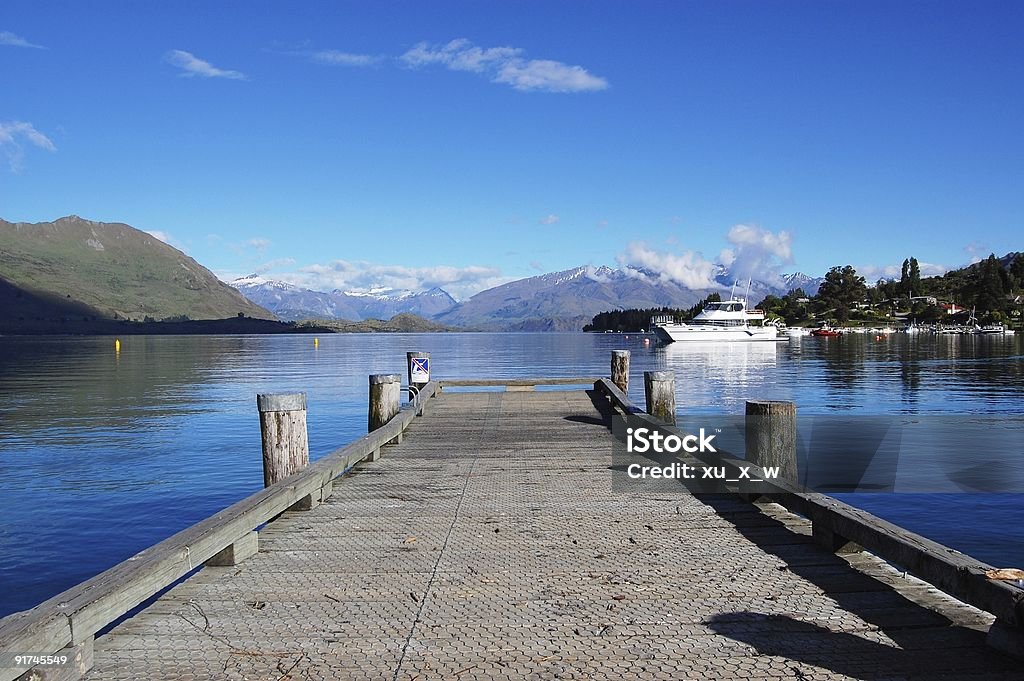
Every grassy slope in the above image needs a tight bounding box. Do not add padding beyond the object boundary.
[0,216,274,321]
[296,312,457,333]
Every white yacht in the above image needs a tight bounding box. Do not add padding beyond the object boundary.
[652,298,783,343]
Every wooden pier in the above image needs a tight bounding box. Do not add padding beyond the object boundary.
[2,361,1024,680]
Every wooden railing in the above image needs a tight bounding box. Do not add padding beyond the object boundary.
[0,380,439,681]
[593,376,1024,656]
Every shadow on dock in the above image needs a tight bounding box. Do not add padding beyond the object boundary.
[695,492,1016,679]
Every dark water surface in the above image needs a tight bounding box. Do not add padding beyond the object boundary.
[0,332,1021,617]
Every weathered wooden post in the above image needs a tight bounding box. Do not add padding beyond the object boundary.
[257,392,310,486]
[643,370,676,425]
[744,401,816,534]
[407,351,430,393]
[611,350,630,394]
[368,373,402,460]
[744,400,797,481]
[210,392,311,567]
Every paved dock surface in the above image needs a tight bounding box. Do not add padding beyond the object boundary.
[87,390,1018,680]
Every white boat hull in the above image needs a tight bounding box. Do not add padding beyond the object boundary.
[654,324,782,342]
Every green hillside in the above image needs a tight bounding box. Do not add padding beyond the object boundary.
[0,216,274,323]
[296,312,457,333]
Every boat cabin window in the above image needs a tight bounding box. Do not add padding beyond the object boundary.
[705,302,743,312]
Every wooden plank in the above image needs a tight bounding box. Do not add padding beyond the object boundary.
[11,639,92,681]
[0,611,72,680]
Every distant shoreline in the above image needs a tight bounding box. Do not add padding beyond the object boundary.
[0,317,321,336]
[0,317,459,336]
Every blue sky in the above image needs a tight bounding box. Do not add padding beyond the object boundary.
[2,1,1022,298]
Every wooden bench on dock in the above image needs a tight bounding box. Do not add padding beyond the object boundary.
[2,352,1023,680]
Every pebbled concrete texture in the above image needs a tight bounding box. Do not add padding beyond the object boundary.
[85,390,1019,680]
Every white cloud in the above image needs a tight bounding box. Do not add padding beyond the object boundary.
[255,257,296,274]
[145,229,189,251]
[857,264,902,282]
[495,59,608,93]
[0,31,44,49]
[618,242,720,290]
[312,50,380,67]
[964,241,988,264]
[164,50,247,80]
[273,259,509,300]
[720,224,793,287]
[857,261,949,282]
[584,265,612,283]
[920,262,949,277]
[539,214,560,225]
[400,38,607,93]
[247,237,271,250]
[617,224,795,290]
[0,120,56,171]
[401,39,521,72]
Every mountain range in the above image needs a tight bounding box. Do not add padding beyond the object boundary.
[1,215,824,332]
[233,265,824,331]
[230,274,457,322]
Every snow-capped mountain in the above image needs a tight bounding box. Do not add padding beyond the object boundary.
[231,264,821,330]
[434,264,824,330]
[780,272,825,296]
[434,265,717,331]
[230,275,456,321]
[335,286,457,321]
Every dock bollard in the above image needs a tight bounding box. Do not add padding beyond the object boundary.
[611,350,630,393]
[743,400,801,507]
[407,351,430,394]
[211,391,311,566]
[643,370,676,425]
[256,392,310,487]
[368,374,402,460]
[744,400,797,482]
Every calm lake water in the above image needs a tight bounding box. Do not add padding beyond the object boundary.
[0,332,1022,618]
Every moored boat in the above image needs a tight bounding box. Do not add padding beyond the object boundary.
[976,323,1013,335]
[810,324,841,337]
[651,298,783,343]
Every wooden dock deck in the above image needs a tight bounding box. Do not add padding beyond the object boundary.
[70,387,1017,680]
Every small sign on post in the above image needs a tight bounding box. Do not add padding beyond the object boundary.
[410,356,430,384]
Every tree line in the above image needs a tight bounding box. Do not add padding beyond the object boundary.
[583,294,721,332]
[584,252,1024,331]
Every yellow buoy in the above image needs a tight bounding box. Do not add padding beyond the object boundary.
[115,338,121,352]
[314,337,319,348]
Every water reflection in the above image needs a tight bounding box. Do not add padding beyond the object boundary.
[0,336,238,442]
[659,341,782,411]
